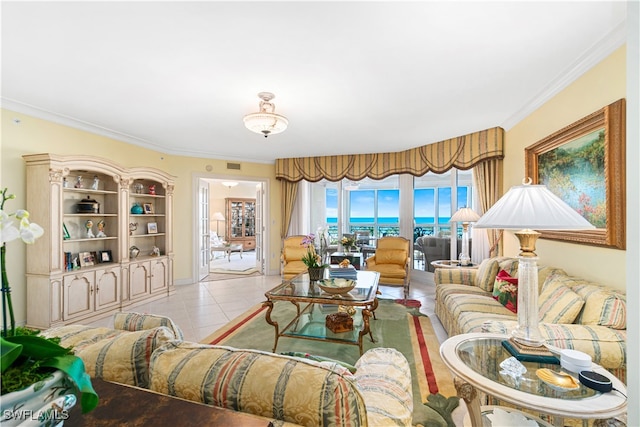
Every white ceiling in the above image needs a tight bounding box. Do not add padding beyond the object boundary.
[1,1,627,164]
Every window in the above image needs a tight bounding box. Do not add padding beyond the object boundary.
[414,169,473,239]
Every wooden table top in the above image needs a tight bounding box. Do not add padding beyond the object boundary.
[65,379,270,426]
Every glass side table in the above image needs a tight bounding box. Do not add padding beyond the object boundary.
[440,333,627,427]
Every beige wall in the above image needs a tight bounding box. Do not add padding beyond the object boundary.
[503,46,626,290]
[1,111,282,326]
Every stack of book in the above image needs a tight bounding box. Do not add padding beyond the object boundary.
[329,265,357,280]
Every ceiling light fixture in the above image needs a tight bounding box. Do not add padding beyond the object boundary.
[222,181,238,189]
[243,92,288,138]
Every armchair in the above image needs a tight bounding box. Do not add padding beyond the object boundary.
[364,236,410,299]
[281,235,309,279]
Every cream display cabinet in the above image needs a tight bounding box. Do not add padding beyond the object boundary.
[23,154,175,329]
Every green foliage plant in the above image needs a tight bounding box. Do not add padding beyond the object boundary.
[0,188,98,413]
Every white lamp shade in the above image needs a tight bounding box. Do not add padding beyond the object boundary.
[475,182,595,230]
[212,212,225,221]
[450,208,480,223]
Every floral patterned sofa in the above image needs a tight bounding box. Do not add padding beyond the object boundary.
[434,257,627,382]
[43,313,414,427]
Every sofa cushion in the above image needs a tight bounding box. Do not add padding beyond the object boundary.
[492,270,518,313]
[474,257,502,292]
[149,342,367,427]
[113,312,185,340]
[572,284,627,330]
[481,320,627,375]
[42,325,176,388]
[354,348,413,427]
[538,277,585,324]
[375,249,408,265]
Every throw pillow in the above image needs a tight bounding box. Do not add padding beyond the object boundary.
[572,283,627,329]
[113,312,185,340]
[474,258,501,292]
[492,269,518,313]
[538,276,585,324]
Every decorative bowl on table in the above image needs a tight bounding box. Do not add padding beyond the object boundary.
[317,278,356,295]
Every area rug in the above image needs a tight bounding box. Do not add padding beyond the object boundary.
[203,270,261,282]
[209,267,259,275]
[202,299,459,427]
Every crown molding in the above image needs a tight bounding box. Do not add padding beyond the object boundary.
[1,98,275,164]
[501,20,626,131]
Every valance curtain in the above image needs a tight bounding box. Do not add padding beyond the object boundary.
[275,127,504,182]
[276,127,504,239]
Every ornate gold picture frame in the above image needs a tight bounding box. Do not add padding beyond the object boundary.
[525,98,625,249]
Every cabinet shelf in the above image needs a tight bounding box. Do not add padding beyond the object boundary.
[63,188,118,195]
[129,214,166,217]
[130,233,166,238]
[64,236,118,243]
[130,194,166,199]
[65,213,118,217]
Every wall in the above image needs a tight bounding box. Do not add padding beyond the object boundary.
[503,46,626,290]
[0,110,282,326]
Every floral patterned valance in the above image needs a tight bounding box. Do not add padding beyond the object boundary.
[275,127,504,182]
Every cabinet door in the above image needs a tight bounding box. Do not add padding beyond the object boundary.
[150,257,168,294]
[95,267,121,310]
[129,261,150,300]
[63,272,95,321]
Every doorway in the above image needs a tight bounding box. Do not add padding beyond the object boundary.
[194,174,269,282]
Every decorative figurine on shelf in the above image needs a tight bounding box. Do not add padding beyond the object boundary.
[91,175,99,190]
[63,177,68,188]
[72,256,79,270]
[129,222,138,235]
[85,220,95,238]
[75,175,84,188]
[134,183,144,194]
[129,246,140,259]
[131,203,144,214]
[96,219,107,237]
[148,184,156,196]
[150,246,160,257]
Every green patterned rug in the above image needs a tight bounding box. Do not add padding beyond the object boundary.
[202,299,460,427]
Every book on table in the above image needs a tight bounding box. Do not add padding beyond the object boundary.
[329,265,357,280]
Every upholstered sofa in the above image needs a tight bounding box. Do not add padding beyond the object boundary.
[434,257,627,382]
[42,313,414,426]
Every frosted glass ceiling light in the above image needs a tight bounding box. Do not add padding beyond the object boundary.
[243,92,288,138]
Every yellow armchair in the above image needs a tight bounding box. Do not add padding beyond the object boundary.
[281,235,309,280]
[365,236,410,299]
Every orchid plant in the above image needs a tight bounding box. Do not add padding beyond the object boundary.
[0,188,98,412]
[300,233,327,268]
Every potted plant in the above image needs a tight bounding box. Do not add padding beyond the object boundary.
[340,235,357,253]
[1,188,98,424]
[301,233,328,281]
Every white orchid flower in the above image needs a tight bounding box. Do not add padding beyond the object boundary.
[0,209,44,244]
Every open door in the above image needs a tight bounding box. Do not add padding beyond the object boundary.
[197,179,210,281]
[255,182,264,273]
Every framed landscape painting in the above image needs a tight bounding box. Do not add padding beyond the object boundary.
[525,99,625,249]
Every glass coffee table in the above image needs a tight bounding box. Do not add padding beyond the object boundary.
[263,270,380,355]
[440,333,627,427]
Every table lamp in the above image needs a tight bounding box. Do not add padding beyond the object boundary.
[450,207,480,266]
[474,178,594,348]
[212,212,225,236]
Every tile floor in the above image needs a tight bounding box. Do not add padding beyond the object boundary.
[85,258,448,344]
